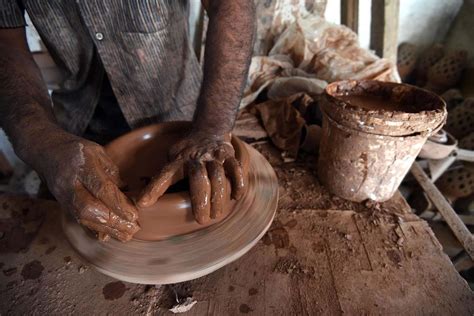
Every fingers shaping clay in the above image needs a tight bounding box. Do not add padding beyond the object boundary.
[61,127,278,284]
[104,122,250,241]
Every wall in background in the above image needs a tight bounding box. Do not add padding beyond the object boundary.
[324,0,341,25]
[397,0,462,48]
[445,0,474,67]
[355,0,462,50]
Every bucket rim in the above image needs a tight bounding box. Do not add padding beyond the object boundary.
[321,80,447,136]
[321,108,440,139]
[324,80,446,114]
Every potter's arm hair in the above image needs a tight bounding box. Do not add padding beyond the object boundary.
[0,28,61,160]
[193,0,255,135]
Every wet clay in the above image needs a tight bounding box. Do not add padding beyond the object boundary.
[338,95,403,112]
[105,122,250,241]
[102,281,127,300]
[135,132,246,224]
[61,138,278,284]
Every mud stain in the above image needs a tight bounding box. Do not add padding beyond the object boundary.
[264,227,289,249]
[262,219,299,249]
[239,303,253,313]
[45,246,56,255]
[248,288,258,296]
[103,281,127,300]
[0,224,30,253]
[21,260,44,280]
[3,267,17,276]
[63,256,72,264]
[289,245,297,254]
[0,203,45,253]
[285,219,298,228]
[387,250,402,265]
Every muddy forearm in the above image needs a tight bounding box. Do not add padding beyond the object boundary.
[192,0,255,137]
[0,44,69,167]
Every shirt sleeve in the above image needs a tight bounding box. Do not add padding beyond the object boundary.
[0,0,26,28]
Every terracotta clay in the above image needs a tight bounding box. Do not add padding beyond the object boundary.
[338,95,405,112]
[62,131,278,284]
[397,42,418,82]
[425,50,468,93]
[104,122,250,241]
[415,43,444,86]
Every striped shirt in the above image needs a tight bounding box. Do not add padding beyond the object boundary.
[0,0,202,135]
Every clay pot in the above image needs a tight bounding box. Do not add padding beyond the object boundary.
[425,50,468,93]
[318,80,447,202]
[459,132,474,170]
[397,43,418,82]
[415,44,444,86]
[436,167,474,202]
[105,122,250,241]
[418,130,457,160]
[445,98,474,139]
[440,89,463,110]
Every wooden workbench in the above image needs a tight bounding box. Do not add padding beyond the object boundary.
[0,143,473,315]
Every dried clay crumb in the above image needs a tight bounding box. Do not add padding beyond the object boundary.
[169,297,197,314]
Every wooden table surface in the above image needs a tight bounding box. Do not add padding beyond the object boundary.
[0,143,473,315]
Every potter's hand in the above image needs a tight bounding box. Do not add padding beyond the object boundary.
[38,134,139,241]
[137,134,245,224]
[0,27,139,241]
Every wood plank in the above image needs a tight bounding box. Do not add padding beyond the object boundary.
[341,0,359,33]
[1,144,473,314]
[155,209,473,315]
[370,0,400,64]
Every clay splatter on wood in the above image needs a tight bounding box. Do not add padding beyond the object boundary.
[239,303,253,313]
[3,267,17,276]
[103,281,127,300]
[21,260,44,280]
[45,246,56,255]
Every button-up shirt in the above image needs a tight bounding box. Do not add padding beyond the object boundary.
[0,0,202,135]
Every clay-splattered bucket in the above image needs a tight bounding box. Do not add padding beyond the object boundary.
[318,80,447,202]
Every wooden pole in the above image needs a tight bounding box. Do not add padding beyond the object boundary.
[370,0,400,64]
[411,162,474,260]
[341,0,359,33]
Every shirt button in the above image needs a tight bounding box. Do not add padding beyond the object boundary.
[95,32,104,41]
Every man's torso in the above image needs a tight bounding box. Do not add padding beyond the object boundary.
[2,0,202,135]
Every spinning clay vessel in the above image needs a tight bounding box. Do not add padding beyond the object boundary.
[62,122,279,284]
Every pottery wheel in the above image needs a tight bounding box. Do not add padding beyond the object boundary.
[62,143,278,284]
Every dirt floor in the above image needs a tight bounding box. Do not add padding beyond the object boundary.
[0,142,473,315]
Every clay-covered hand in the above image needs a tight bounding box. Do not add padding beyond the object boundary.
[137,133,245,224]
[36,133,140,241]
